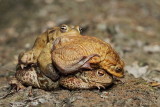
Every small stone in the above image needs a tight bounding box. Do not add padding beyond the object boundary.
[46,21,56,28]
[125,61,149,78]
[143,45,160,53]
[100,92,109,99]
[25,43,31,49]
[38,98,47,103]
[96,23,107,31]
[31,101,39,106]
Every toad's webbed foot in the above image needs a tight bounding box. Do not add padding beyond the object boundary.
[18,51,37,68]
[9,77,26,91]
[0,78,26,99]
[7,78,34,97]
[94,83,106,89]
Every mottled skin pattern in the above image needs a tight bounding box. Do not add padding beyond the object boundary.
[18,24,82,81]
[10,68,113,90]
[52,35,125,77]
[60,69,113,89]
[15,67,59,90]
[14,66,59,90]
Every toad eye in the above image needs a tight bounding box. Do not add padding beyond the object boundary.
[60,25,68,33]
[97,70,105,77]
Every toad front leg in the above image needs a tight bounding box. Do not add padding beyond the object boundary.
[18,50,40,67]
[38,43,60,81]
[19,31,48,67]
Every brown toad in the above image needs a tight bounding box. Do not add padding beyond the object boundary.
[10,68,113,90]
[52,35,125,78]
[60,69,113,89]
[18,24,82,81]
[19,24,81,65]
[36,28,124,80]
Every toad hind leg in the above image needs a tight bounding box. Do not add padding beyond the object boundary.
[15,67,41,88]
[9,77,26,91]
[55,54,100,74]
[15,67,59,90]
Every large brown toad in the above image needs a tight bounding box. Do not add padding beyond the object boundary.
[19,24,81,65]
[52,35,125,78]
[11,68,113,90]
[18,24,82,81]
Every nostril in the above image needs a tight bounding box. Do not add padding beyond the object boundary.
[115,67,122,73]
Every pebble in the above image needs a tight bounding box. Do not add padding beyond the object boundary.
[96,23,107,31]
[143,45,160,53]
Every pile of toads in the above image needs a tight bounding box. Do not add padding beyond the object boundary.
[10,24,125,91]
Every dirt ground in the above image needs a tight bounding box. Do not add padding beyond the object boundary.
[0,0,160,107]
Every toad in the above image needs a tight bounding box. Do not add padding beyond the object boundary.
[18,24,82,81]
[37,26,124,82]
[10,68,113,90]
[51,35,125,78]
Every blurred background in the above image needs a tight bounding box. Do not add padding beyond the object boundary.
[0,0,160,106]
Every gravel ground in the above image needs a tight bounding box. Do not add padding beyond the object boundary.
[0,0,160,106]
